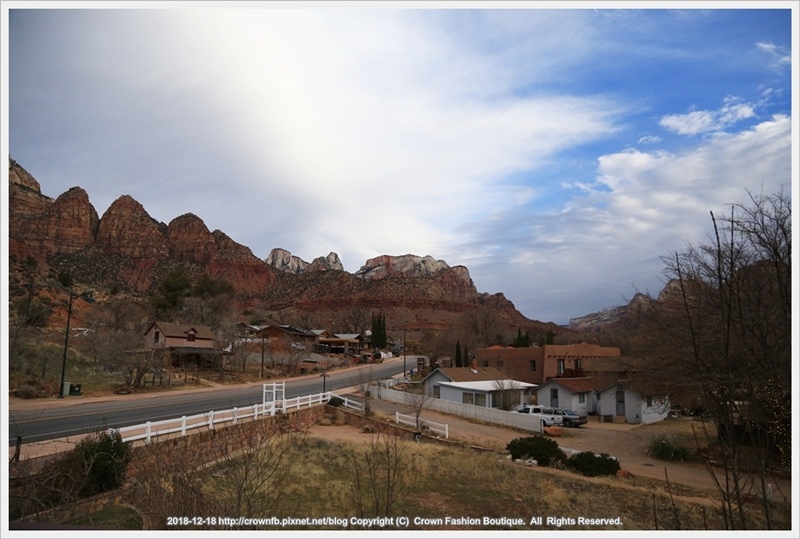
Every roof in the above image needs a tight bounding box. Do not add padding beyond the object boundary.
[256,324,316,337]
[439,380,538,392]
[147,322,215,340]
[539,377,598,394]
[430,366,508,383]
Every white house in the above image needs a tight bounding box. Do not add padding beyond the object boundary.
[597,380,670,425]
[422,366,537,409]
[536,377,599,415]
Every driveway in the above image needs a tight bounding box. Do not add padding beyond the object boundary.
[362,395,792,503]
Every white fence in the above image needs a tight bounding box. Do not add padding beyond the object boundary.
[112,389,342,443]
[373,385,543,434]
[395,412,448,438]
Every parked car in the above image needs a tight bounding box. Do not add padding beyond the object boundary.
[557,408,588,427]
[516,405,562,426]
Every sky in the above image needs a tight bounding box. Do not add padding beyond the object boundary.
[2,2,797,326]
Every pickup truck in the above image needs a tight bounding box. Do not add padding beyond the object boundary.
[516,405,563,427]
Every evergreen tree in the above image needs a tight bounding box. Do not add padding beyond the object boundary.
[150,265,191,319]
[455,340,462,368]
[371,311,387,349]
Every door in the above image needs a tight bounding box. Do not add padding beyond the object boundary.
[550,388,559,407]
[615,386,625,416]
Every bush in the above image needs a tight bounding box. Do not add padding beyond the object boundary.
[647,434,691,461]
[38,429,133,506]
[327,395,344,407]
[12,385,39,399]
[506,436,566,467]
[566,451,621,477]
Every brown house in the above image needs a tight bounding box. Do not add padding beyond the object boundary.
[476,343,624,386]
[144,321,227,368]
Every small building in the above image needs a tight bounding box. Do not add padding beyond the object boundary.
[144,321,229,368]
[596,380,670,425]
[255,324,318,351]
[536,377,599,415]
[422,366,536,410]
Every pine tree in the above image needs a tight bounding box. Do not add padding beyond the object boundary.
[455,340,462,368]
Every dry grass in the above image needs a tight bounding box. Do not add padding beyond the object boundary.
[185,432,791,531]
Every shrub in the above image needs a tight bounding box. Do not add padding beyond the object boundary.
[327,395,344,407]
[566,451,621,477]
[506,436,566,467]
[647,434,691,461]
[38,429,133,506]
[12,385,39,399]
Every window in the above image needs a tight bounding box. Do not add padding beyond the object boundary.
[496,360,504,368]
[433,385,440,398]
[480,360,488,368]
[475,393,487,407]
[529,360,536,371]
[154,331,160,343]
[187,333,196,342]
[646,396,653,407]
[462,392,474,405]
[557,359,565,375]
[579,392,586,404]
[575,358,582,370]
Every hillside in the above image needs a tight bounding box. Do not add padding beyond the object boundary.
[7,158,563,338]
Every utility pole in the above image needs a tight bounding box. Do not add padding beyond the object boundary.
[59,289,93,398]
[403,326,407,378]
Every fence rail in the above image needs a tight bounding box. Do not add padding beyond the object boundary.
[395,412,448,438]
[374,384,543,434]
[111,389,339,443]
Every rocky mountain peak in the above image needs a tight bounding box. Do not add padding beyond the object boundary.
[266,249,344,273]
[97,195,168,257]
[266,248,310,274]
[9,157,45,194]
[308,252,344,272]
[356,254,452,279]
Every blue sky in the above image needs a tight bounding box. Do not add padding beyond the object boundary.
[3,2,796,325]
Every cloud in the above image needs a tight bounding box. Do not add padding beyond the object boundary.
[638,135,662,145]
[756,41,791,71]
[453,114,791,323]
[659,96,756,135]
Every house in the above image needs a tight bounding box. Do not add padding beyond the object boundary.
[144,321,229,368]
[254,324,318,351]
[536,377,599,415]
[596,380,670,425]
[475,342,624,386]
[422,366,537,410]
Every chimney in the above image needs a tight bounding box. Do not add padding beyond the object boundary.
[471,361,478,374]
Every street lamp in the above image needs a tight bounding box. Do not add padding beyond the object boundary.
[59,289,93,398]
[320,370,329,394]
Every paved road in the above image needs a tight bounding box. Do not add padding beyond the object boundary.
[8,358,404,445]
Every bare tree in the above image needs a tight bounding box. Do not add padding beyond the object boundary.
[493,379,523,411]
[341,306,370,335]
[209,421,305,522]
[637,190,790,530]
[348,433,407,519]
[403,386,435,431]
[352,366,376,417]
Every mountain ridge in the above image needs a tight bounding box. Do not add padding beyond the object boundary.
[8,158,563,336]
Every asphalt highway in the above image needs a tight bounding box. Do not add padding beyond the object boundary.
[8,359,404,445]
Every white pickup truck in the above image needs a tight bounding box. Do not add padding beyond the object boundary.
[516,405,563,427]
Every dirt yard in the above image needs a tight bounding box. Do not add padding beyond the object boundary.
[312,398,793,506]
